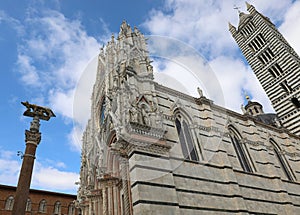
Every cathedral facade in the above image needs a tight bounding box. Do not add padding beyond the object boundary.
[77,3,300,215]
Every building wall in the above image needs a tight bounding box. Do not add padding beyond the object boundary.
[0,184,79,215]
[129,84,300,214]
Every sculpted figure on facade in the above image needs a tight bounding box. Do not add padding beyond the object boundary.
[120,20,131,38]
[146,58,153,73]
[129,105,138,123]
[139,104,150,125]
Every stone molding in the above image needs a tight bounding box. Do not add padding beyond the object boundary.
[126,122,166,139]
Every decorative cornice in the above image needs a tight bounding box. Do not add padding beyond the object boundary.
[155,83,196,103]
[125,141,171,156]
[126,122,166,139]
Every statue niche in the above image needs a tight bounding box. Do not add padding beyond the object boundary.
[128,95,156,127]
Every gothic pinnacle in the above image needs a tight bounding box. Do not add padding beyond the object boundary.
[245,2,251,10]
[228,22,236,34]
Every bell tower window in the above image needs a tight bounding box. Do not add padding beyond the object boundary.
[291,97,300,108]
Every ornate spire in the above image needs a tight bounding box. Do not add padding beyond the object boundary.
[243,95,264,116]
[245,2,251,10]
[245,2,256,14]
[94,20,153,90]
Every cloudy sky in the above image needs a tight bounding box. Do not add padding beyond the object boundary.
[0,0,299,194]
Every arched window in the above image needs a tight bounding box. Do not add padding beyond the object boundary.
[229,127,253,172]
[39,199,47,213]
[291,97,300,108]
[270,139,294,181]
[54,201,61,215]
[68,203,75,215]
[25,198,31,212]
[5,196,14,210]
[175,113,199,161]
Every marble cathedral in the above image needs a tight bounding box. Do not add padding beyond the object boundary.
[77,3,300,215]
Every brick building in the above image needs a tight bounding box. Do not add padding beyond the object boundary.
[0,184,79,215]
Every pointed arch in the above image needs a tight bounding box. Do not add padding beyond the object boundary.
[106,132,120,178]
[228,125,253,172]
[173,106,193,122]
[174,108,199,161]
[270,139,295,181]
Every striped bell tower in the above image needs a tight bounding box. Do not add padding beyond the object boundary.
[229,2,300,136]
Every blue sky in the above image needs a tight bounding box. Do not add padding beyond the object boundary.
[0,0,299,194]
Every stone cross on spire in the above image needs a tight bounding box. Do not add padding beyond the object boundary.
[233,5,241,13]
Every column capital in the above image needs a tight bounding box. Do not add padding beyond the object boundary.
[25,130,41,144]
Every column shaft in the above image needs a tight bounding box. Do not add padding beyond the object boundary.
[12,129,40,215]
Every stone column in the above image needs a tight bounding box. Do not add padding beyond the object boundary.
[12,102,55,215]
[12,116,41,215]
[103,188,108,215]
[120,157,132,215]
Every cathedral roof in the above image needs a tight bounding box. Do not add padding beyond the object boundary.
[253,113,279,127]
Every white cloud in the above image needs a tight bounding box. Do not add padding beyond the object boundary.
[0,10,24,35]
[209,56,274,113]
[32,164,79,193]
[144,0,244,57]
[17,55,40,87]
[18,10,100,88]
[15,9,107,151]
[279,0,300,55]
[49,89,75,120]
[0,150,21,186]
[67,125,84,152]
[248,0,293,23]
[0,149,79,193]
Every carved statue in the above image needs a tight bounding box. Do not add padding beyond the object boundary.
[120,20,130,37]
[21,101,55,121]
[119,61,127,76]
[197,87,203,97]
[140,106,150,125]
[129,105,138,122]
[146,57,153,73]
[113,77,118,89]
[241,104,247,114]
